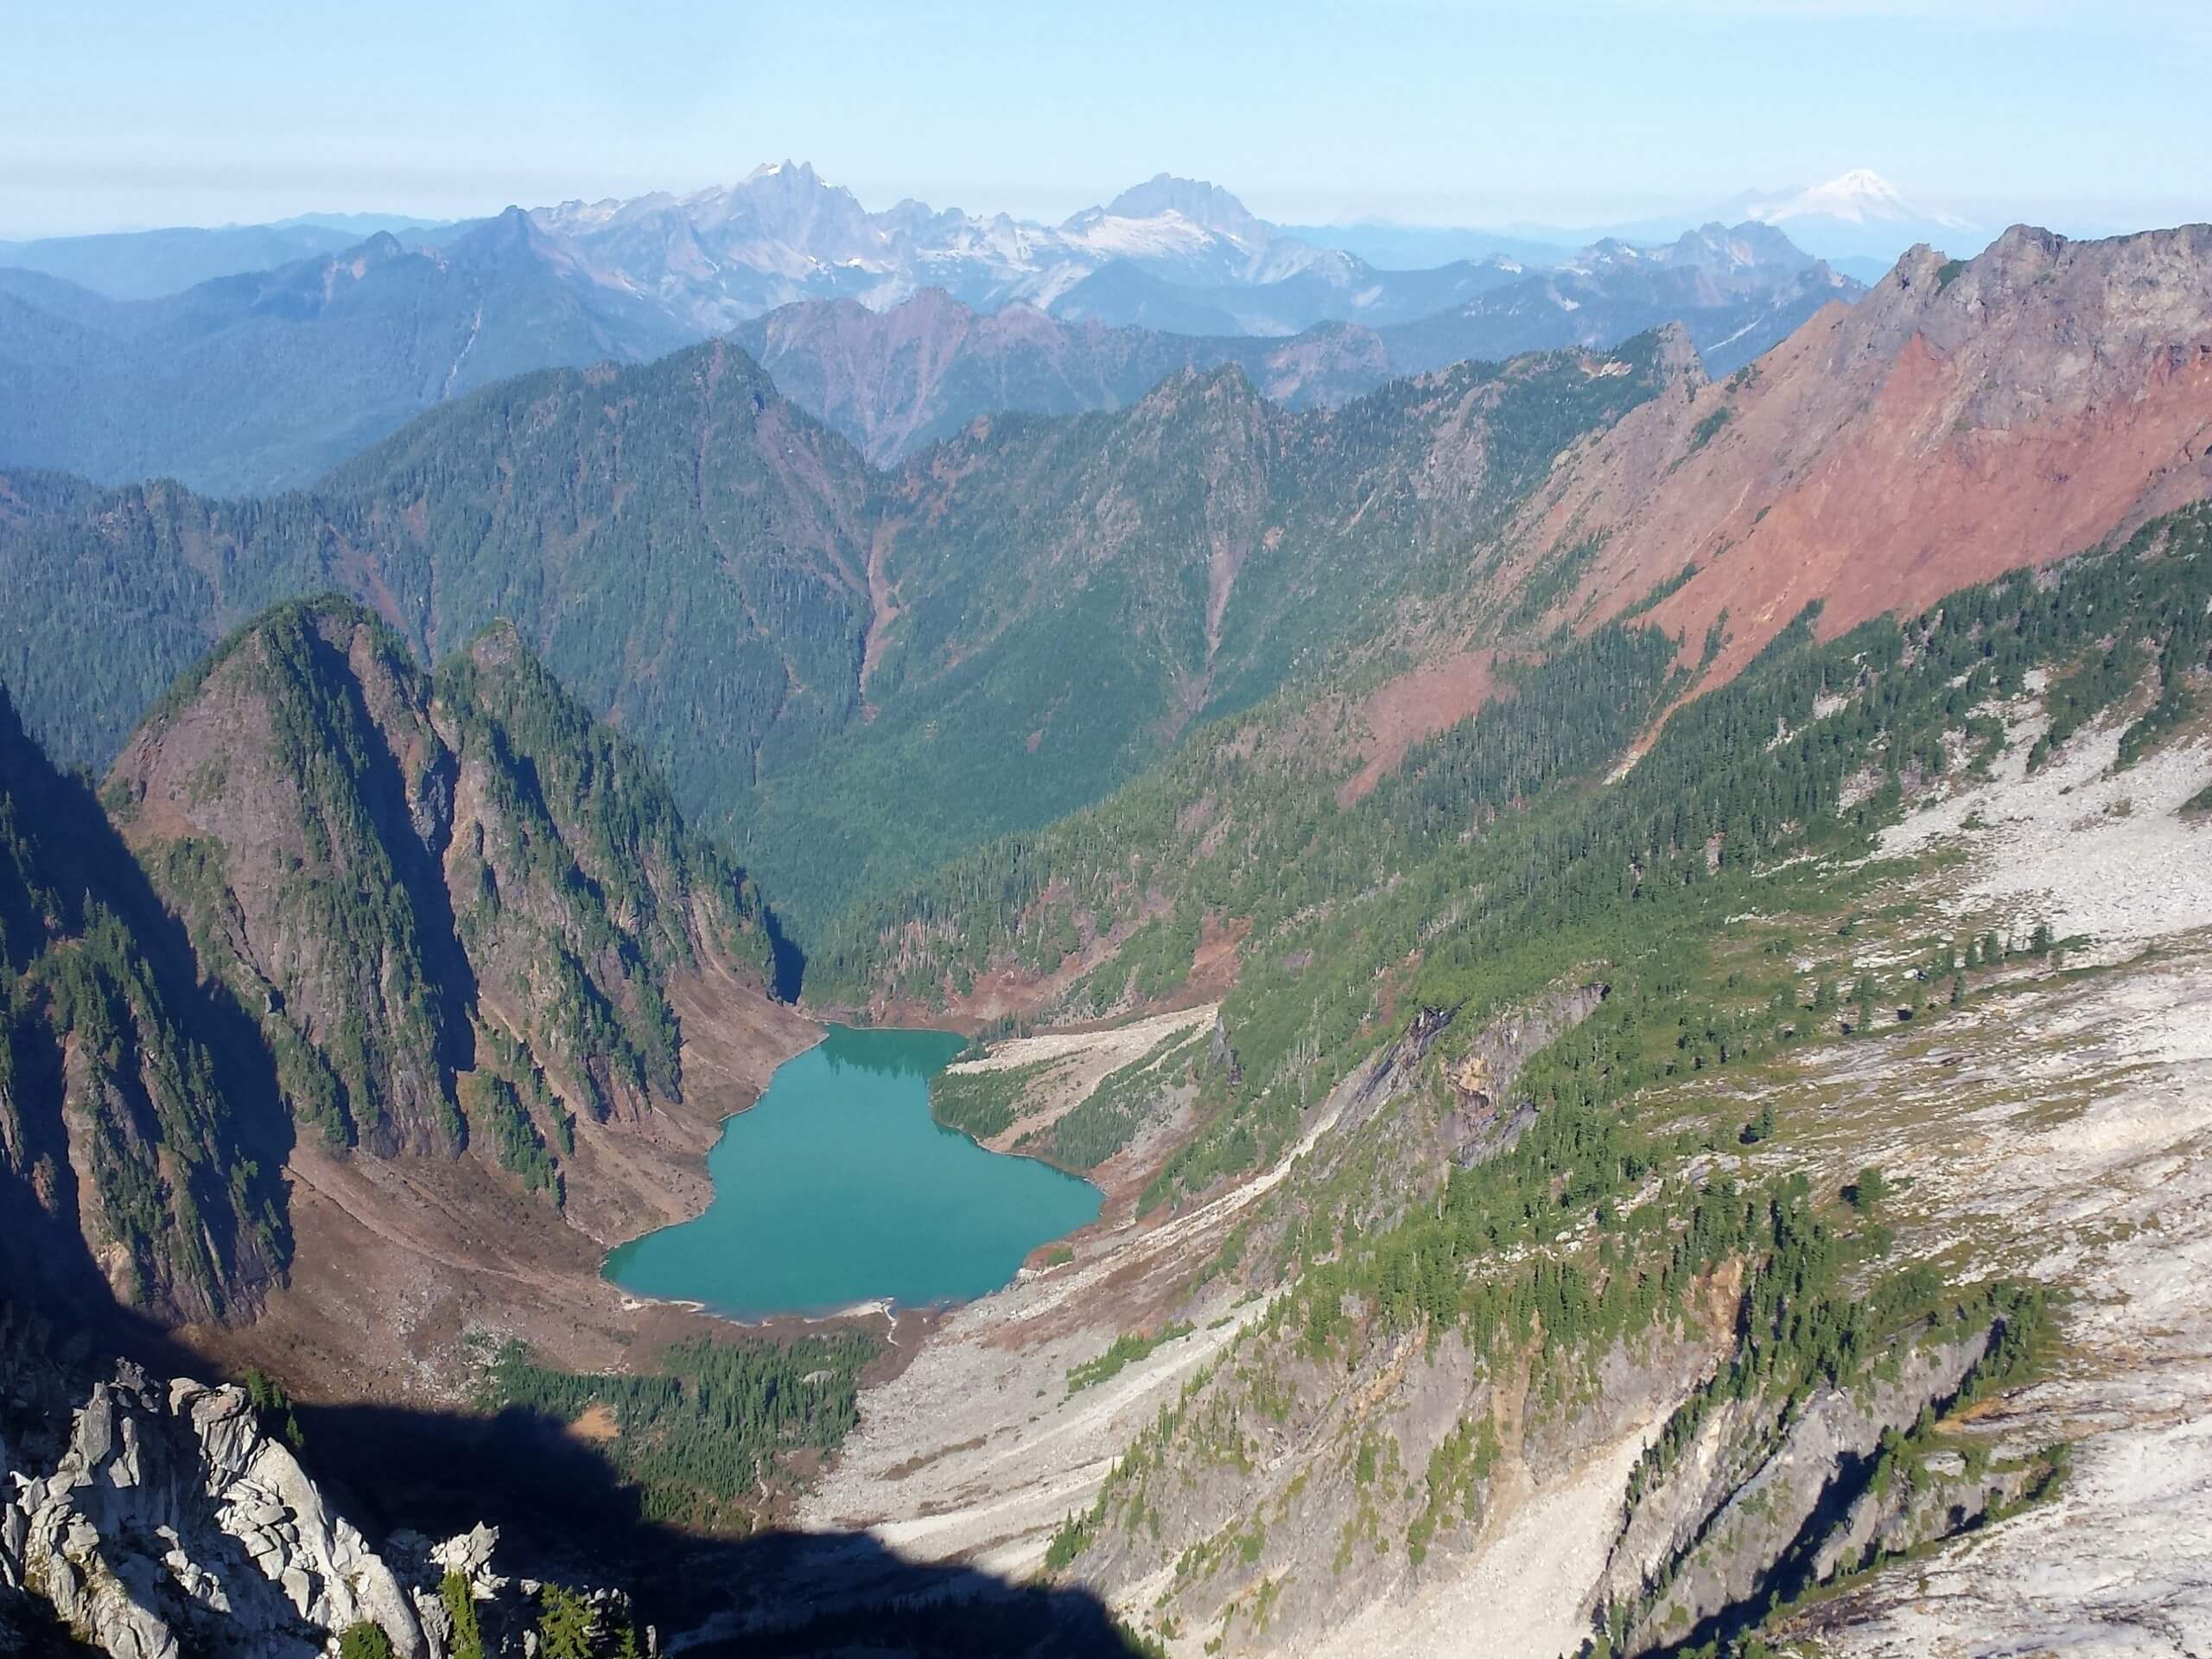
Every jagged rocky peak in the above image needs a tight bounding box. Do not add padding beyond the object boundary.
[691,158,878,249]
[1848,220,2212,409]
[348,229,408,264]
[1665,219,1819,271]
[3,1347,423,1656]
[1643,317,1710,387]
[1105,357,1273,442]
[0,1309,604,1658]
[1879,219,2212,313]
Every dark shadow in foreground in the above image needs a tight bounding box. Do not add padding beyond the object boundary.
[3,1290,1144,1659]
[296,1395,1145,1659]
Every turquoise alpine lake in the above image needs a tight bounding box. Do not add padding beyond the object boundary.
[602,1024,1103,1319]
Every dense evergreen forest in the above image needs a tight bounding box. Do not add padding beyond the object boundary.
[0,326,1681,936]
[483,1332,878,1529]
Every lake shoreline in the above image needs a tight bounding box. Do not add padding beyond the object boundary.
[601,1023,1102,1323]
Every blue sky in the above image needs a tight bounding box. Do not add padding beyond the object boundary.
[4,0,2204,237]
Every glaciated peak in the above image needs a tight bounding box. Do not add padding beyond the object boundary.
[1748,168,1969,230]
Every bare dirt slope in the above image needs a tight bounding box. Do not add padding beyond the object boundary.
[186,963,818,1404]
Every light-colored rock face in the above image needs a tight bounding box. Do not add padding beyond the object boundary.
[4,1363,423,1658]
[0,1344,621,1659]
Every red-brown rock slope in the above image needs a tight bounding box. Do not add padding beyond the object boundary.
[1510,225,2212,680]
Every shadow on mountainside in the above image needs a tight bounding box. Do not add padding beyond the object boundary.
[760,896,808,1003]
[0,690,296,1312]
[293,1394,1147,1657]
[6,1288,1141,1659]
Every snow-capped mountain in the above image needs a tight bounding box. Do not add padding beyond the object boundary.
[521,162,1363,333]
[459,162,1871,340]
[1726,168,1986,264]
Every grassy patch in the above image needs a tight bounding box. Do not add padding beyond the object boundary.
[1688,404,1734,453]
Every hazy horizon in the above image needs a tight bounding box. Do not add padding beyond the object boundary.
[6,0,2206,243]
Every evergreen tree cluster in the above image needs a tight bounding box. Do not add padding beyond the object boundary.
[483,1330,879,1528]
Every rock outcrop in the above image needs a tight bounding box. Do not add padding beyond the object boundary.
[0,1309,634,1659]
[1599,1330,1999,1652]
[3,1351,421,1658]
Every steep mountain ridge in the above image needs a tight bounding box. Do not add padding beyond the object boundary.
[0,687,289,1325]
[1377,220,1858,378]
[731,290,1390,465]
[1510,222,2212,684]
[0,339,875,799]
[0,218,449,301]
[3,597,810,1396]
[0,211,692,493]
[728,334,1688,915]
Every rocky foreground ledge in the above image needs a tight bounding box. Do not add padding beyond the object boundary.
[0,1327,627,1658]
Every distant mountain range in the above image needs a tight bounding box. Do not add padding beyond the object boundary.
[0,209,692,493]
[502,163,1548,337]
[0,222,376,301]
[0,214,448,302]
[1300,170,1989,281]
[0,163,1859,490]
[740,222,1856,465]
